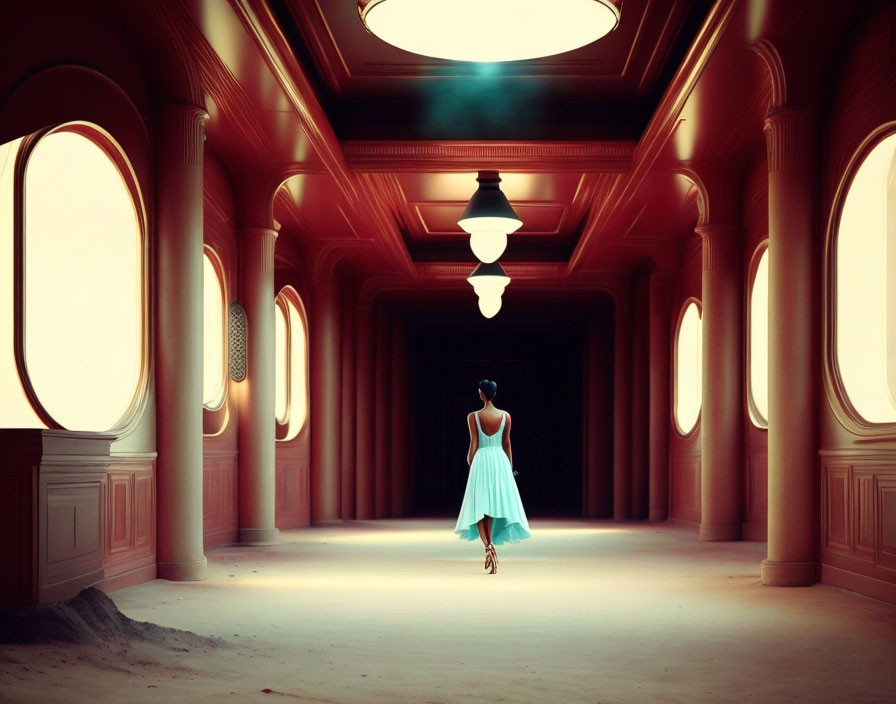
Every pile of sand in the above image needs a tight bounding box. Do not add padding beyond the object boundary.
[0,587,224,651]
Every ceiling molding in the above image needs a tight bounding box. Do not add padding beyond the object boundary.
[343,141,636,173]
[231,0,414,275]
[568,0,740,272]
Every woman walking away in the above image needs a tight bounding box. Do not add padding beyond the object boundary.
[454,379,531,573]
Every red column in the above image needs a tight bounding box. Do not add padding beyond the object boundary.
[390,314,409,516]
[613,306,632,520]
[374,306,391,517]
[583,318,600,517]
[340,284,356,520]
[310,281,342,523]
[648,272,672,521]
[154,105,207,581]
[762,108,820,585]
[354,303,375,519]
[237,226,279,545]
[631,275,650,519]
[697,224,743,541]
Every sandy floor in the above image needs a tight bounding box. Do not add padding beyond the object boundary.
[2,519,894,703]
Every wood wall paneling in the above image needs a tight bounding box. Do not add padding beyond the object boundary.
[101,460,157,592]
[671,455,701,524]
[824,465,850,553]
[877,474,896,571]
[203,452,238,548]
[40,469,105,603]
[743,453,768,541]
[820,457,896,602]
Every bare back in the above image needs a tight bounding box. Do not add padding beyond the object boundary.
[466,405,513,466]
[475,406,507,436]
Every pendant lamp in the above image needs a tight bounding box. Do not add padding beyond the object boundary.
[358,0,620,63]
[458,171,522,264]
[468,261,511,319]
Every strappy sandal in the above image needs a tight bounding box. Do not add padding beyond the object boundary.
[486,543,497,574]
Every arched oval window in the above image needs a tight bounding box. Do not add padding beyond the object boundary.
[274,300,289,425]
[21,126,146,432]
[748,244,769,428]
[274,287,308,441]
[0,137,44,428]
[835,132,896,424]
[203,248,227,410]
[674,300,702,435]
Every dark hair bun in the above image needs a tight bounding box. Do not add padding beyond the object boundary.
[478,379,497,400]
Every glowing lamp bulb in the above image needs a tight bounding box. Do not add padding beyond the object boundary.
[467,261,511,319]
[358,0,621,63]
[477,295,503,319]
[468,229,508,264]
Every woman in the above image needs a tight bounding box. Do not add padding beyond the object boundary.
[454,379,531,573]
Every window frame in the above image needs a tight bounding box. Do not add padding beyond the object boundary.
[12,122,149,435]
[672,297,703,438]
[202,245,229,436]
[746,240,769,430]
[823,122,896,439]
[274,286,309,443]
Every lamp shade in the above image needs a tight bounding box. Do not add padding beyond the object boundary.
[458,171,521,263]
[358,0,620,63]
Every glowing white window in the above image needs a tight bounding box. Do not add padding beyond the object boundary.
[23,129,144,432]
[835,133,896,423]
[203,251,226,409]
[275,301,288,424]
[674,301,702,434]
[274,288,308,441]
[749,246,769,427]
[0,138,44,428]
[286,296,308,435]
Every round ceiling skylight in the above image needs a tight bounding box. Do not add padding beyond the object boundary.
[358,0,620,63]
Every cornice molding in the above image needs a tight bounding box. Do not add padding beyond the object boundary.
[231,0,414,275]
[569,0,740,272]
[342,141,636,173]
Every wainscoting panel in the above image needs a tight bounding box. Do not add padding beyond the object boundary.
[671,454,701,524]
[204,452,238,548]
[820,453,896,603]
[101,458,156,592]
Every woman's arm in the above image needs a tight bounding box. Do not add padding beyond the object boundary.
[502,413,513,465]
[466,413,479,466]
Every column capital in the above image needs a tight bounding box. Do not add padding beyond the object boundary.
[764,107,817,172]
[153,105,208,166]
[239,227,278,274]
[695,224,741,272]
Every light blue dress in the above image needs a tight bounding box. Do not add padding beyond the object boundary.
[454,412,531,545]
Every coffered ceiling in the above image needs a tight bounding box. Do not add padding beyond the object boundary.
[271,0,714,140]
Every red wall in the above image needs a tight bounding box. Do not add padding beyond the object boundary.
[202,148,240,548]
[817,4,896,601]
[273,234,313,529]
[669,233,702,524]
[741,154,769,541]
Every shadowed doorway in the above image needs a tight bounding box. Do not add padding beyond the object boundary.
[410,314,593,518]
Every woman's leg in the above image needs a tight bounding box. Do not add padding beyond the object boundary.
[485,516,493,543]
[476,517,489,546]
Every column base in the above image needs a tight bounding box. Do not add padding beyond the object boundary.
[238,527,280,546]
[761,559,819,586]
[649,508,668,522]
[699,523,741,541]
[157,557,207,581]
